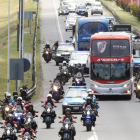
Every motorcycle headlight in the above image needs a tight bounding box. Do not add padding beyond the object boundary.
[87,110,90,115]
[15,113,18,117]
[71,63,73,66]
[47,108,50,113]
[76,78,79,82]
[28,118,31,122]
[45,51,49,54]
[59,11,62,13]
[18,117,20,120]
[5,107,10,112]
[64,71,67,74]
[65,124,69,130]
[123,83,130,88]
[53,86,58,91]
[137,85,140,89]
[7,130,10,135]
[56,53,61,56]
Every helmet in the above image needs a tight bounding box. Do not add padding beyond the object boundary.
[13,91,18,96]
[47,94,52,98]
[6,93,11,100]
[17,97,22,101]
[24,123,30,129]
[7,114,13,120]
[86,97,92,103]
[63,61,67,64]
[20,88,23,93]
[21,90,27,97]
[14,95,18,99]
[87,89,92,93]
[65,108,71,113]
[45,43,50,48]
[56,73,61,78]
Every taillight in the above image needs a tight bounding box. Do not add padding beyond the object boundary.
[124,89,130,93]
[92,90,97,93]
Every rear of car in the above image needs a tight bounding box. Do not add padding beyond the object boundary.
[68,3,76,12]
[62,86,88,114]
[76,6,88,17]
[104,16,116,25]
[58,6,69,16]
[69,51,89,74]
[91,2,103,15]
[85,0,95,6]
[55,43,74,66]
[65,17,76,31]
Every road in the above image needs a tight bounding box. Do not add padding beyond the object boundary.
[0,0,140,139]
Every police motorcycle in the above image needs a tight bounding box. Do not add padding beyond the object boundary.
[1,123,17,140]
[58,117,76,140]
[41,102,56,129]
[72,72,86,86]
[60,66,71,84]
[50,80,63,102]
[13,105,24,132]
[81,105,96,131]
[18,132,36,140]
[0,101,12,120]
[24,112,38,131]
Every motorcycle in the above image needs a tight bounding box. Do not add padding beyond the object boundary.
[58,117,76,140]
[51,80,63,102]
[13,105,24,133]
[41,102,56,129]
[1,123,17,140]
[60,66,71,84]
[19,132,36,140]
[24,112,38,131]
[81,105,96,131]
[42,48,51,63]
[0,101,11,120]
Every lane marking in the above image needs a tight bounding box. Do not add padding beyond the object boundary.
[52,0,64,42]
[87,127,99,140]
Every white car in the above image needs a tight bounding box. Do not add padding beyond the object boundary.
[85,0,95,6]
[91,2,103,15]
[69,51,89,74]
[68,3,76,12]
[65,17,76,31]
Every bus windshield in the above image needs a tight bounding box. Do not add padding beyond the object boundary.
[79,22,108,36]
[91,62,130,80]
[91,39,130,57]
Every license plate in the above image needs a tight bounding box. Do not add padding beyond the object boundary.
[73,107,79,110]
[81,13,84,14]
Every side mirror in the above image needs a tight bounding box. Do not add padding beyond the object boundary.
[133,49,136,55]
[40,101,44,103]
[49,80,52,82]
[64,21,66,22]
[58,116,61,119]
[74,117,77,119]
[70,36,72,38]
[36,111,39,113]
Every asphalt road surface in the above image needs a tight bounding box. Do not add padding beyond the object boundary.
[0,0,140,140]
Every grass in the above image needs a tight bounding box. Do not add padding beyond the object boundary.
[0,0,41,101]
[102,0,140,32]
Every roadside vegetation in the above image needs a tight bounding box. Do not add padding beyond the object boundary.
[0,0,41,101]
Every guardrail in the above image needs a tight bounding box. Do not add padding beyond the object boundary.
[27,0,39,98]
[99,0,140,36]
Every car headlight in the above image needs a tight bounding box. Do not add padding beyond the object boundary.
[123,83,130,88]
[66,23,69,26]
[59,11,62,13]
[56,53,61,56]
[63,102,68,105]
[137,85,140,89]
[94,84,98,88]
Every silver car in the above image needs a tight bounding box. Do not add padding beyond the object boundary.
[91,2,103,15]
[65,17,76,31]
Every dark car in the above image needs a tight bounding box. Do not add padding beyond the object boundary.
[54,43,74,66]
[58,6,69,16]
[75,5,88,17]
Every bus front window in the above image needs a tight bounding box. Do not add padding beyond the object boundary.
[91,63,130,80]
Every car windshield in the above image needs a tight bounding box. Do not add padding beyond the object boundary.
[79,42,90,51]
[57,45,74,51]
[77,6,86,9]
[106,17,115,21]
[66,90,88,98]
[60,6,68,9]
[133,50,140,58]
[71,53,88,60]
[91,62,130,80]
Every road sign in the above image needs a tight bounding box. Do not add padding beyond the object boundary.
[10,59,24,80]
[24,53,32,64]
[23,58,31,72]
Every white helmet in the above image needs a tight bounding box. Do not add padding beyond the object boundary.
[47,94,52,98]
[6,93,11,100]
[17,97,22,101]
[63,61,66,64]
[87,89,93,93]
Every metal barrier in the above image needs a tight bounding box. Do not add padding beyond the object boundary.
[99,0,140,36]
[27,0,39,98]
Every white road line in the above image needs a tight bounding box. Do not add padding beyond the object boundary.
[87,127,99,140]
[52,0,64,42]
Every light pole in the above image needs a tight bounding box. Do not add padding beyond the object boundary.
[7,0,10,92]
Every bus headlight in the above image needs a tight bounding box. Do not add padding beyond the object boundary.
[94,84,98,88]
[123,83,130,88]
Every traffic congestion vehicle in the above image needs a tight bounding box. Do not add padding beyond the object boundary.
[62,86,88,114]
[75,5,88,17]
[90,32,133,99]
[104,16,116,25]
[68,3,76,12]
[73,18,109,51]
[58,5,69,16]
[69,51,89,74]
[91,2,103,15]
[85,0,95,6]
[53,42,74,66]
[65,17,76,31]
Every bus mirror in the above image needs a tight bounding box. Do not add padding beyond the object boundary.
[70,36,72,38]
[133,49,136,55]
[64,21,66,22]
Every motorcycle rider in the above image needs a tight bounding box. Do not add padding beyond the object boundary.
[20,90,31,102]
[12,97,26,111]
[41,94,56,123]
[1,114,17,140]
[11,95,18,105]
[43,43,52,59]
[59,108,76,139]
[11,91,18,104]
[24,104,38,131]
[19,123,36,139]
[3,93,12,105]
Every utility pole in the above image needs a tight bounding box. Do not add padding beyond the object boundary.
[7,0,10,92]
